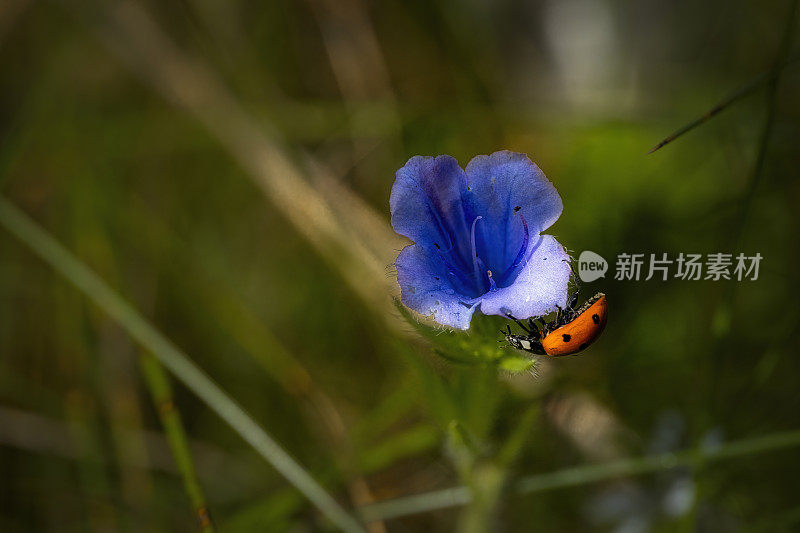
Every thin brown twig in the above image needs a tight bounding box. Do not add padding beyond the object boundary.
[648,54,800,154]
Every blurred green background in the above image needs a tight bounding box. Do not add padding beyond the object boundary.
[1,0,799,531]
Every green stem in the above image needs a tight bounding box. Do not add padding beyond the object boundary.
[446,421,503,533]
[457,462,504,533]
[0,196,365,533]
[139,352,214,532]
[457,405,538,533]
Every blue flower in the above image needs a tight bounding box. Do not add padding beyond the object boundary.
[390,150,571,329]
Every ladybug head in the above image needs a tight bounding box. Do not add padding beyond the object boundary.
[504,333,524,350]
[503,332,542,354]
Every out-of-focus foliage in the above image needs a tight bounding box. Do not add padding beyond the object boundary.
[1,0,799,531]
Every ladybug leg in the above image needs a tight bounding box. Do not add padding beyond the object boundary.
[568,260,582,291]
[555,305,566,327]
[567,290,580,311]
[563,297,579,323]
[506,313,533,335]
[526,320,542,340]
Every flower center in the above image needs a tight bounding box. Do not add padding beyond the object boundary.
[434,212,534,299]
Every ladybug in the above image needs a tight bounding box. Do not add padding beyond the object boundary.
[503,292,607,356]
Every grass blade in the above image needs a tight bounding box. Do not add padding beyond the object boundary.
[139,352,215,532]
[359,428,800,521]
[0,196,365,533]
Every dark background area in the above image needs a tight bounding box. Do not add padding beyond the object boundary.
[1,0,799,531]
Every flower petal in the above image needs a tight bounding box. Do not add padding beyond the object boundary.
[477,235,571,319]
[395,244,478,330]
[465,151,563,274]
[390,155,473,260]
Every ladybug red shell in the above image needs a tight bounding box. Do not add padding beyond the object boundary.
[503,293,607,356]
[540,293,607,355]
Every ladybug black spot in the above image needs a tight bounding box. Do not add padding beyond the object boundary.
[562,334,571,342]
[592,314,600,324]
[579,343,588,351]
